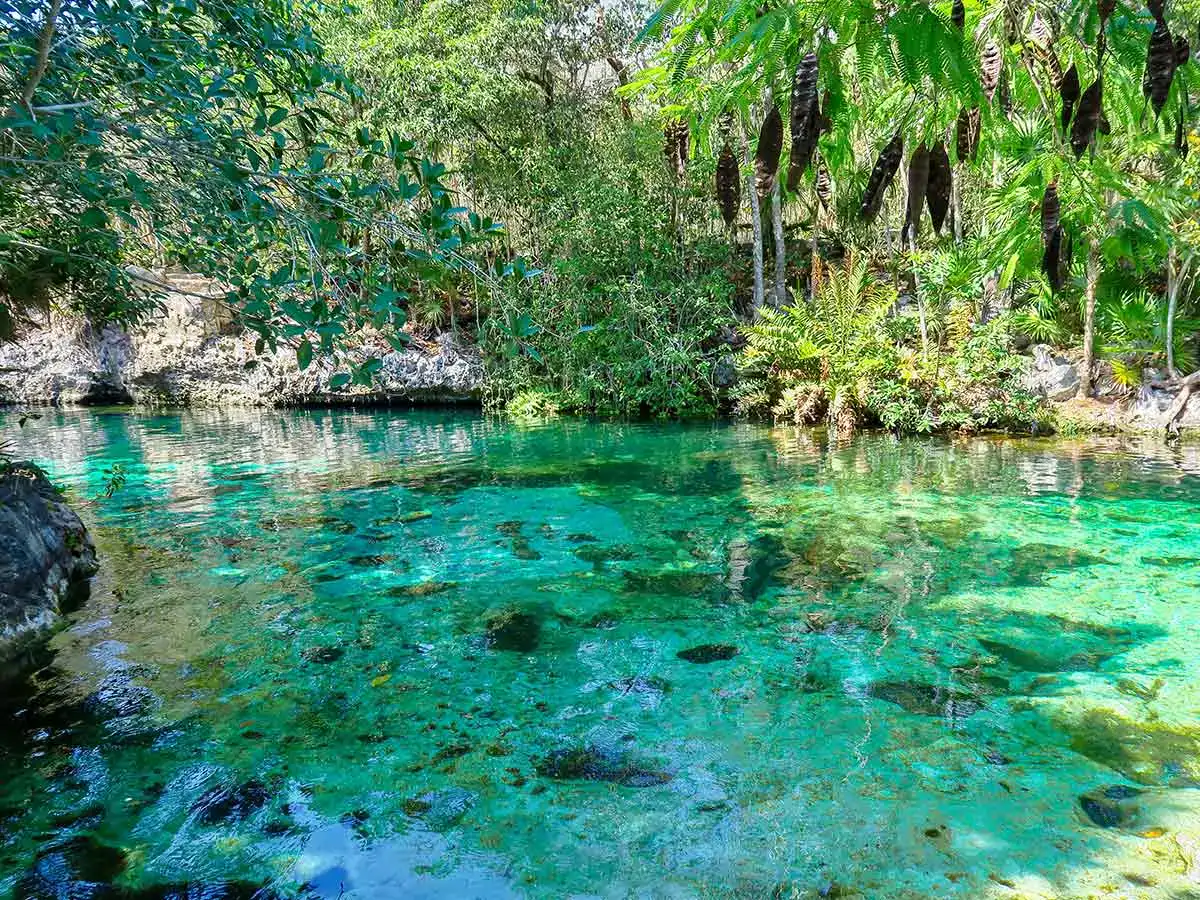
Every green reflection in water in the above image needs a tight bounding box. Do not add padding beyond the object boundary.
[2,408,1200,899]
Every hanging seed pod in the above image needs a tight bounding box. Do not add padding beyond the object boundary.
[981,44,1003,102]
[787,53,820,191]
[1176,34,1191,66]
[905,143,931,241]
[1042,181,1064,292]
[1041,181,1060,245]
[716,141,741,227]
[955,108,971,162]
[1147,0,1165,22]
[819,91,833,132]
[952,0,965,30]
[966,107,981,160]
[860,130,904,222]
[1060,64,1081,130]
[1098,114,1111,134]
[1029,13,1053,47]
[815,155,832,210]
[1146,18,1177,116]
[1035,45,1064,90]
[754,103,784,199]
[926,142,951,235]
[789,53,819,144]
[1071,79,1103,157]
[1098,0,1115,25]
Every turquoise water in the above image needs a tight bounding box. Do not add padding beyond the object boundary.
[3,409,1200,900]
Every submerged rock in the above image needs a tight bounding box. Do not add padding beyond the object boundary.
[609,675,671,697]
[623,569,725,600]
[534,744,672,787]
[300,646,343,664]
[1062,708,1200,786]
[7,836,267,900]
[1005,542,1110,587]
[977,638,1110,673]
[17,834,128,897]
[484,608,541,652]
[867,681,983,719]
[191,778,271,825]
[573,544,638,568]
[0,463,99,673]
[677,643,739,664]
[386,580,457,598]
[1079,785,1144,829]
[403,787,475,830]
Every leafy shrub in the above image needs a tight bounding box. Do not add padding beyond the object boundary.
[738,257,1046,434]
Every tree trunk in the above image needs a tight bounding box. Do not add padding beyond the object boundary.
[19,0,63,113]
[951,166,964,243]
[771,176,786,307]
[1166,242,1180,378]
[1077,238,1100,400]
[910,233,929,358]
[741,125,765,316]
[809,201,820,301]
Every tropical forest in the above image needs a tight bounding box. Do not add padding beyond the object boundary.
[2,0,1200,894]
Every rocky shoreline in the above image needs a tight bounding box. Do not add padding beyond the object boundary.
[1,273,1198,433]
[0,462,98,675]
[1020,344,1200,433]
[0,274,484,408]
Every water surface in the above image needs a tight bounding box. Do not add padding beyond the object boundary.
[3,409,1200,899]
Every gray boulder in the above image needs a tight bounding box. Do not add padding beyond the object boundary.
[0,463,98,669]
[1022,345,1081,401]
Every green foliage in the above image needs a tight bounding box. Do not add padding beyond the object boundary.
[99,463,127,499]
[738,257,1045,434]
[505,388,562,420]
[1099,289,1200,383]
[0,0,499,381]
[479,120,737,417]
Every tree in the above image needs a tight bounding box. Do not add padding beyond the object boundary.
[0,0,503,383]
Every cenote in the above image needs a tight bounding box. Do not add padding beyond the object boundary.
[4,407,1200,900]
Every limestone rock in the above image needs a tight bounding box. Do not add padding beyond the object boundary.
[0,273,484,407]
[1021,344,1081,401]
[0,463,98,668]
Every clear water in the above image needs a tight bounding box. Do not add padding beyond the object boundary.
[3,408,1200,900]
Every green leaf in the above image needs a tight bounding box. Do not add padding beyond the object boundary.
[80,207,108,229]
[998,252,1020,292]
[296,340,313,370]
[329,372,352,389]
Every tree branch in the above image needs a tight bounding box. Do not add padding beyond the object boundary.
[18,0,64,115]
[1161,370,1200,435]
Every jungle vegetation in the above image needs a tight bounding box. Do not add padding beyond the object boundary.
[3,0,1200,428]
